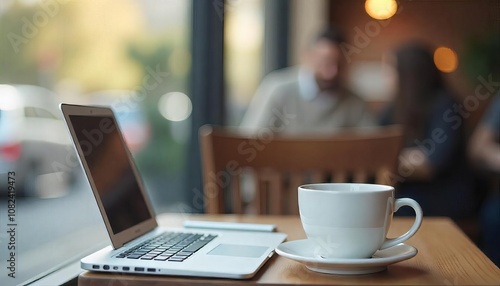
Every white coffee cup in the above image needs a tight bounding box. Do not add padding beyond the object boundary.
[298,183,422,259]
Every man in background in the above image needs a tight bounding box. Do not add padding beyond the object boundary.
[240,28,375,133]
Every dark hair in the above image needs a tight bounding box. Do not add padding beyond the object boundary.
[395,42,443,101]
[392,42,446,143]
[314,27,345,45]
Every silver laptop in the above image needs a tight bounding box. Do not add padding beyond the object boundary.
[60,103,287,279]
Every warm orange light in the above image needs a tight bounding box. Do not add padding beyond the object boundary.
[434,47,458,73]
[365,0,398,20]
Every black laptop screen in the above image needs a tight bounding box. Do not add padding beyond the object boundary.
[69,115,152,234]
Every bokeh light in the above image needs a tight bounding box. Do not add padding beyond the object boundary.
[158,92,192,121]
[434,46,459,73]
[365,0,398,20]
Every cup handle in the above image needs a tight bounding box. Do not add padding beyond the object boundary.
[380,198,423,249]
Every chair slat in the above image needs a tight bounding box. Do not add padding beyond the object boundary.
[252,172,263,214]
[310,171,324,184]
[288,172,302,215]
[353,171,368,183]
[199,125,403,214]
[333,171,347,183]
[268,171,283,215]
[231,176,243,214]
[376,168,392,185]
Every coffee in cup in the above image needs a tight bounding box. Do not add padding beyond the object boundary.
[298,183,422,259]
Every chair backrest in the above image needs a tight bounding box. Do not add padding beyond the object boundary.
[199,125,403,214]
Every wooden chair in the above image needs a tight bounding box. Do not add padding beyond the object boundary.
[199,125,403,214]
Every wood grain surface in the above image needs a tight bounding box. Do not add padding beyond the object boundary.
[79,214,500,285]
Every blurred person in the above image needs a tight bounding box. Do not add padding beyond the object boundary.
[469,91,500,266]
[241,28,375,133]
[379,42,478,219]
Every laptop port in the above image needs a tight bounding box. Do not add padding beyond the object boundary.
[135,267,144,272]
[122,267,130,271]
[92,265,99,270]
[103,265,110,270]
[147,268,155,272]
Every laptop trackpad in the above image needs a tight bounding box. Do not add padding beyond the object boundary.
[208,244,269,258]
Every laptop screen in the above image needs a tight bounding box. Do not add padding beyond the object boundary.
[69,115,152,234]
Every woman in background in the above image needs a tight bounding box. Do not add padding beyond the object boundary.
[380,42,478,219]
[469,92,500,266]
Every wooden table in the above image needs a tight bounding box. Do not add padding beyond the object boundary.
[79,214,500,285]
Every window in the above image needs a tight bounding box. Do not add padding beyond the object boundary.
[224,0,265,125]
[0,1,191,285]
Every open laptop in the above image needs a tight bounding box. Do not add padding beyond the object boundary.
[60,103,287,279]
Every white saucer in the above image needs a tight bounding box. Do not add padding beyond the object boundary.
[275,239,417,275]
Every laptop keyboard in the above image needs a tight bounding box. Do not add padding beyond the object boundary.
[116,232,217,262]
